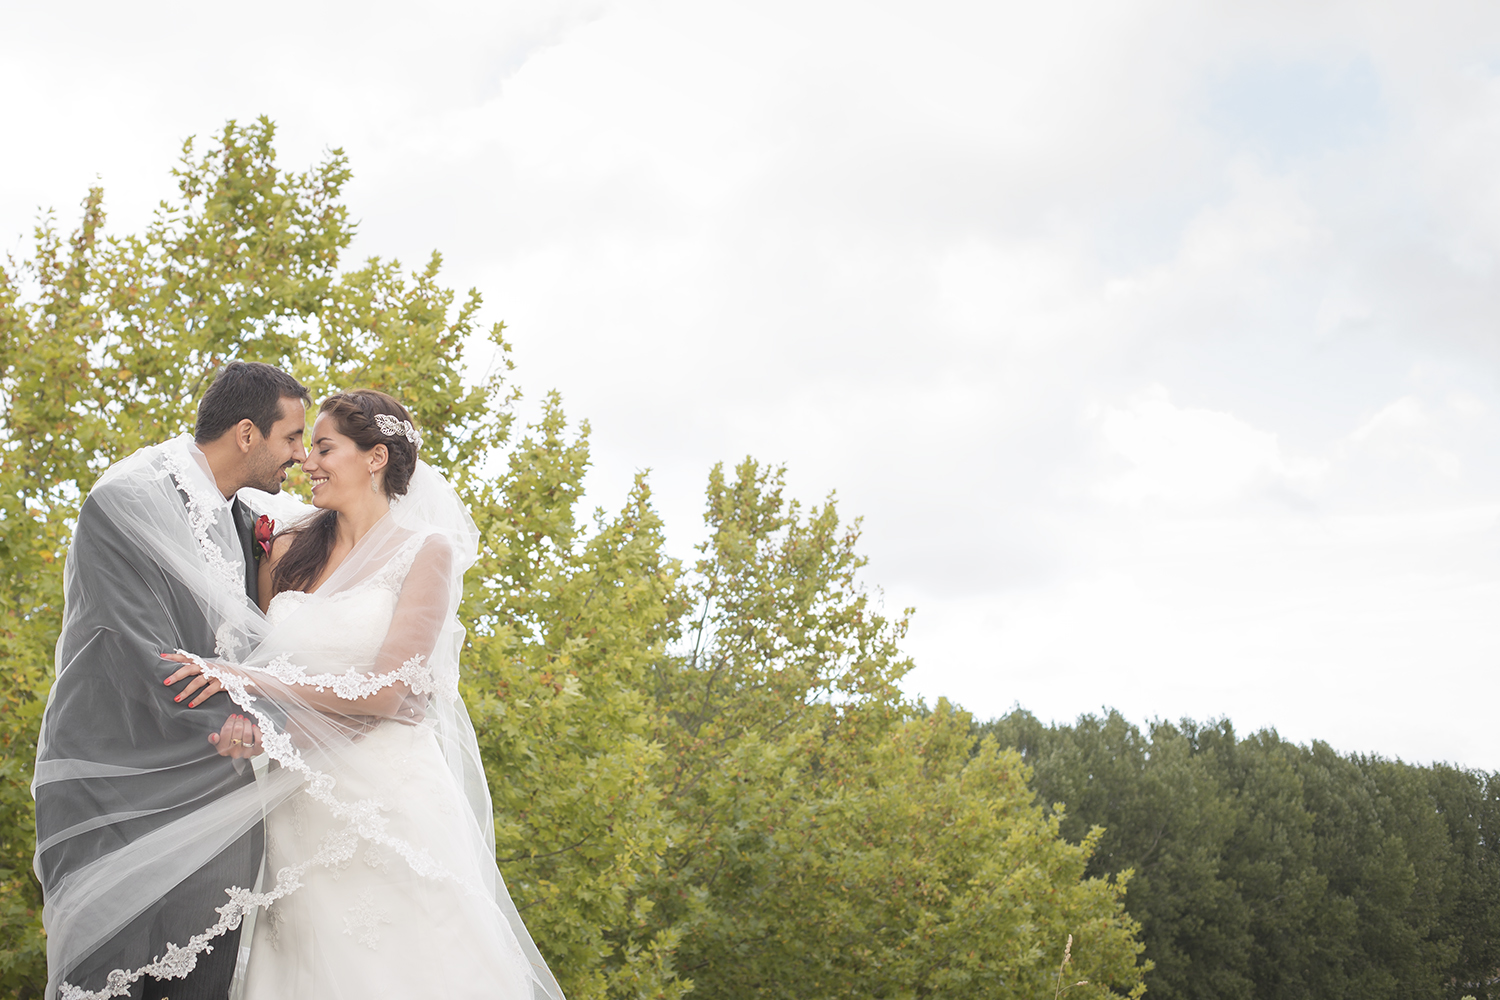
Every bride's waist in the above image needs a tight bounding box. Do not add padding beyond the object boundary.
[290,715,434,761]
[350,717,436,752]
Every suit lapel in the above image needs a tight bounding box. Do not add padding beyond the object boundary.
[230,498,260,605]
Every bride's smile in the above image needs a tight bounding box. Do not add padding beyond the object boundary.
[301,413,389,514]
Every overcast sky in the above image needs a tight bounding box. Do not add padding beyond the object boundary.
[6,0,1500,768]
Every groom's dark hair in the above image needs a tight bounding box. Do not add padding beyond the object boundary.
[194,361,312,443]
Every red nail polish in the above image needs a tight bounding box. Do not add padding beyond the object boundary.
[174,695,182,702]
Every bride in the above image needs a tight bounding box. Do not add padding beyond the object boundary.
[155,389,564,999]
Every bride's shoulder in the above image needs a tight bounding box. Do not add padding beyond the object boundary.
[263,530,302,570]
[268,510,327,555]
[389,531,454,584]
[387,530,452,575]
[415,530,453,554]
[258,532,299,613]
[414,530,455,564]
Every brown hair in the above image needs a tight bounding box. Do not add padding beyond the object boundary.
[271,390,419,596]
[195,361,311,443]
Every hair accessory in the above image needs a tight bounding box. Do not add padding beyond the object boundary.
[374,413,422,449]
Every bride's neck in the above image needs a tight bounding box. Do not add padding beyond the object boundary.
[333,495,390,547]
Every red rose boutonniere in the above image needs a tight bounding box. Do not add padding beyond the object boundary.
[254,514,275,561]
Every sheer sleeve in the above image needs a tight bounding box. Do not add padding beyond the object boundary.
[240,533,455,722]
[365,533,454,720]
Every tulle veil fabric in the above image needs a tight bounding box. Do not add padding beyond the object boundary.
[34,435,563,1000]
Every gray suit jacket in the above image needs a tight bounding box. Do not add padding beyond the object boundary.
[36,485,263,998]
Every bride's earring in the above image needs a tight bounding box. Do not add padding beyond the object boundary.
[369,469,379,493]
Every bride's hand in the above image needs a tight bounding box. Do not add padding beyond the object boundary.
[160,652,232,708]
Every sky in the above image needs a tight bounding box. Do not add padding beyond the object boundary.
[5,0,1500,768]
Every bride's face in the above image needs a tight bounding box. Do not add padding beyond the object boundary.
[303,414,385,510]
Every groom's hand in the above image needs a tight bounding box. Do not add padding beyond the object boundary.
[209,714,264,758]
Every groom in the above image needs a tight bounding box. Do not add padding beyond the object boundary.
[34,361,309,1000]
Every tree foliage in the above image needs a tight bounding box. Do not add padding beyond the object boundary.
[645,462,1147,998]
[0,119,1149,1000]
[981,710,1500,1000]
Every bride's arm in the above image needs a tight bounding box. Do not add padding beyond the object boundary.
[263,534,453,720]
[335,534,454,721]
[162,535,455,721]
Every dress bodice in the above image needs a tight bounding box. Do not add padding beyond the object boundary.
[265,588,399,669]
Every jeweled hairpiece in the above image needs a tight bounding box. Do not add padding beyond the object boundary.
[374,413,422,448]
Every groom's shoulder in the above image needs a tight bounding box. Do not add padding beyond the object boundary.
[88,442,177,497]
[74,483,141,553]
[79,476,131,519]
[79,445,180,520]
[82,466,152,512]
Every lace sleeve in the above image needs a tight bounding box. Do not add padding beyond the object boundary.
[371,533,456,716]
[210,534,457,721]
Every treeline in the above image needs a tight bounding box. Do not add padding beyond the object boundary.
[980,710,1500,1000]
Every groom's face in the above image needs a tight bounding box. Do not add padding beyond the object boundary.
[245,397,309,493]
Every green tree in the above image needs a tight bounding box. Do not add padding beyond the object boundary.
[460,400,689,999]
[1416,764,1500,996]
[647,463,1150,998]
[984,711,1258,998]
[982,710,1500,1000]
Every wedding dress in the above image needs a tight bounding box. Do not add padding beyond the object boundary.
[242,543,536,998]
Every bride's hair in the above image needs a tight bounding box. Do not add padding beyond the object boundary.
[272,390,420,596]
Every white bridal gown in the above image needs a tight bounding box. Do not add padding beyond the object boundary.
[242,577,538,999]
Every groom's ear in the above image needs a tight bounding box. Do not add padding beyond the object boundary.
[233,417,261,454]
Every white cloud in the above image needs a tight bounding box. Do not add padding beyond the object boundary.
[6,0,1500,766]
[1097,386,1323,506]
[1351,395,1429,443]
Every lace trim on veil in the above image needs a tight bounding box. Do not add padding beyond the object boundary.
[159,449,241,600]
[159,447,246,660]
